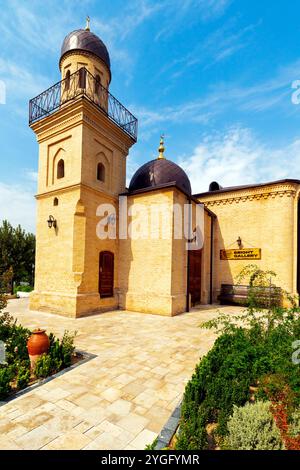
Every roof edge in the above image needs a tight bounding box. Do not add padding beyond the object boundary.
[193,178,300,198]
[121,181,197,201]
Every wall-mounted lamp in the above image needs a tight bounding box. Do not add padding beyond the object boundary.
[47,215,57,229]
[237,236,242,248]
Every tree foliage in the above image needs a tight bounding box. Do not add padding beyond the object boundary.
[0,220,35,289]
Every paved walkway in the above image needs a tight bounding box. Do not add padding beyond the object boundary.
[0,299,241,450]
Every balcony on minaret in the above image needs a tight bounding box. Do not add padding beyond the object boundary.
[29,67,138,142]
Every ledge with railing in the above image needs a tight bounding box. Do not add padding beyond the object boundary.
[29,67,138,141]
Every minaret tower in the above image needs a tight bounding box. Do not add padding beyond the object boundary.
[29,19,137,317]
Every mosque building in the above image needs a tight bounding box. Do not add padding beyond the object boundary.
[29,20,300,317]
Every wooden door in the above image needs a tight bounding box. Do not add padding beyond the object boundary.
[189,249,202,305]
[99,251,114,298]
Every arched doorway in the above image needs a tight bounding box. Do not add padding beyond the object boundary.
[188,249,202,305]
[99,251,114,298]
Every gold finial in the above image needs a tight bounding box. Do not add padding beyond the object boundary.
[157,135,166,159]
[85,16,90,31]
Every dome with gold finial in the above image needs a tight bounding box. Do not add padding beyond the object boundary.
[129,137,192,195]
[60,17,110,70]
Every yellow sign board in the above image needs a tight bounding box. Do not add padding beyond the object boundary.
[220,248,261,260]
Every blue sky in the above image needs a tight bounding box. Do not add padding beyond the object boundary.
[1,0,300,232]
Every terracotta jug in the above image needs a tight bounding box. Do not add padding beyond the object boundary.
[27,329,50,370]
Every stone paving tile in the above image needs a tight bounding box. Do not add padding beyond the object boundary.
[100,387,122,402]
[106,399,132,416]
[129,429,158,450]
[0,437,23,450]
[6,424,28,440]
[14,424,60,450]
[83,429,135,450]
[13,411,54,431]
[0,298,244,450]
[41,430,91,450]
[116,413,149,436]
[43,413,83,433]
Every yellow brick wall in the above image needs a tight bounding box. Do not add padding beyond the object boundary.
[119,190,174,315]
[30,88,134,317]
[30,187,81,317]
[198,183,299,302]
[60,52,110,88]
[119,188,212,315]
[171,191,213,310]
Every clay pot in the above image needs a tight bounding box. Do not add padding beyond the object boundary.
[27,329,50,370]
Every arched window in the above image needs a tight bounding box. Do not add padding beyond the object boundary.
[57,159,65,179]
[65,70,71,91]
[53,197,59,206]
[97,163,105,182]
[79,67,86,89]
[95,74,101,95]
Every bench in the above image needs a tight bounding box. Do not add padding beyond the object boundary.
[219,284,282,307]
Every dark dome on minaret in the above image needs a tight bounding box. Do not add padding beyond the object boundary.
[129,138,192,195]
[60,21,110,70]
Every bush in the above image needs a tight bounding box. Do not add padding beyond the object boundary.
[61,330,76,367]
[34,354,52,378]
[34,331,76,378]
[16,365,30,390]
[0,305,76,397]
[224,401,283,450]
[176,266,300,450]
[0,365,15,398]
[49,337,62,373]
[176,328,261,450]
[289,409,300,438]
[14,285,33,294]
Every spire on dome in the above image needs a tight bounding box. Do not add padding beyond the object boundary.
[157,135,166,160]
[85,16,90,31]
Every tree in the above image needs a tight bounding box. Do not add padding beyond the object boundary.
[0,220,35,290]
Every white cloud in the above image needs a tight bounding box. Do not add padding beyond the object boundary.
[0,58,49,103]
[178,126,300,194]
[0,0,87,55]
[25,170,38,182]
[0,182,36,233]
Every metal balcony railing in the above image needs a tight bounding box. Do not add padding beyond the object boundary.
[29,67,138,141]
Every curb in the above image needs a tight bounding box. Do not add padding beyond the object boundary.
[154,401,182,450]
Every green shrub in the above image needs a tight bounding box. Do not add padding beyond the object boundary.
[176,328,260,450]
[0,311,16,342]
[0,365,15,398]
[16,365,30,390]
[34,330,76,378]
[289,409,300,437]
[176,312,300,449]
[61,330,76,367]
[224,401,283,450]
[14,285,33,294]
[34,354,52,378]
[0,306,76,395]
